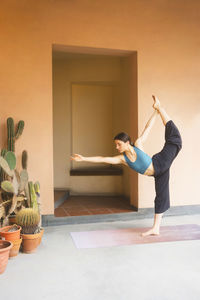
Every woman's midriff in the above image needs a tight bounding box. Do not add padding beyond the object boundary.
[144,162,155,176]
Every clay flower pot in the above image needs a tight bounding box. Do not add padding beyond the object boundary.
[21,232,41,254]
[37,228,44,246]
[9,238,22,258]
[0,240,13,274]
[0,225,21,241]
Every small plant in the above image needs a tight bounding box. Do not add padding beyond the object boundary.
[16,208,40,234]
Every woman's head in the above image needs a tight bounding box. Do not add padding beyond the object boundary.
[114,132,132,153]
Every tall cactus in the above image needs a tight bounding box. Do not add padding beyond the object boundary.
[7,117,24,152]
[22,150,28,170]
[28,181,38,210]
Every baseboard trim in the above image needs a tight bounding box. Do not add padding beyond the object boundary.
[42,205,200,227]
[54,190,70,209]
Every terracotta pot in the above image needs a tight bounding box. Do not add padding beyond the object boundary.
[21,232,41,254]
[9,238,22,258]
[0,225,21,241]
[0,240,13,274]
[37,228,44,246]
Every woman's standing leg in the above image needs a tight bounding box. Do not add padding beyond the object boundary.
[142,96,176,237]
[142,168,170,236]
[142,213,163,236]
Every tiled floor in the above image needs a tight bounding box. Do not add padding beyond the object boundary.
[54,195,135,217]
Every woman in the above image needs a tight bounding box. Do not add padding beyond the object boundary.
[71,96,182,236]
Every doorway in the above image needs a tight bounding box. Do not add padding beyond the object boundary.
[52,44,138,217]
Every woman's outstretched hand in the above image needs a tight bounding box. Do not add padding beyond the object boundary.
[70,154,84,162]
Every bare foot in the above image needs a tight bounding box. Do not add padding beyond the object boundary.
[141,228,160,237]
[152,95,161,111]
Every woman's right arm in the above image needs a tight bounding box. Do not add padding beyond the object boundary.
[71,154,123,165]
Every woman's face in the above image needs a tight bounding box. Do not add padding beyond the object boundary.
[115,140,129,153]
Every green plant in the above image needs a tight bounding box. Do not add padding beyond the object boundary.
[22,150,28,170]
[0,152,27,225]
[29,182,38,210]
[7,118,24,152]
[16,208,40,234]
[4,151,16,170]
[0,149,7,183]
[0,117,41,229]
[1,180,14,193]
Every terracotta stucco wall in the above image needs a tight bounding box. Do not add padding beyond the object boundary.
[0,0,200,214]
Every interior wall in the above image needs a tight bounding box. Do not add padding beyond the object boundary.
[112,57,133,200]
[71,83,114,169]
[1,0,200,214]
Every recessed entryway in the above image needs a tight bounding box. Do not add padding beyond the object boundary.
[52,44,138,218]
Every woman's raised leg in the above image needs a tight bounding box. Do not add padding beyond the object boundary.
[152,95,171,126]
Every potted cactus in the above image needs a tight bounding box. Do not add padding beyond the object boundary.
[0,151,28,226]
[0,117,26,226]
[0,117,44,253]
[0,240,13,274]
[16,208,41,253]
[15,181,44,253]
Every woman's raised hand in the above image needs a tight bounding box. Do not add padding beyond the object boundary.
[70,154,84,162]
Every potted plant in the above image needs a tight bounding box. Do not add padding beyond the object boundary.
[16,208,43,253]
[0,117,43,254]
[0,240,13,274]
[0,118,25,226]
[0,224,22,258]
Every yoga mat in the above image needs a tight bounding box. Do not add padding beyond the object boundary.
[70,224,200,249]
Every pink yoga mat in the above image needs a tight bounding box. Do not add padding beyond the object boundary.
[70,224,200,249]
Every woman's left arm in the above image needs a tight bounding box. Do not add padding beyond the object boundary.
[134,110,158,149]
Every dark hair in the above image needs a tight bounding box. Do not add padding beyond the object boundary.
[114,132,133,146]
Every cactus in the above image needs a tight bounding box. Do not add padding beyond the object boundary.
[22,150,28,170]
[1,149,7,158]
[0,149,7,183]
[0,156,14,177]
[16,208,40,234]
[34,181,41,226]
[0,118,28,226]
[1,180,14,193]
[19,169,29,193]
[15,120,25,139]
[28,181,38,210]
[5,151,16,170]
[34,181,40,196]
[7,118,14,152]
[7,118,24,152]
[12,171,19,195]
[25,183,30,207]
